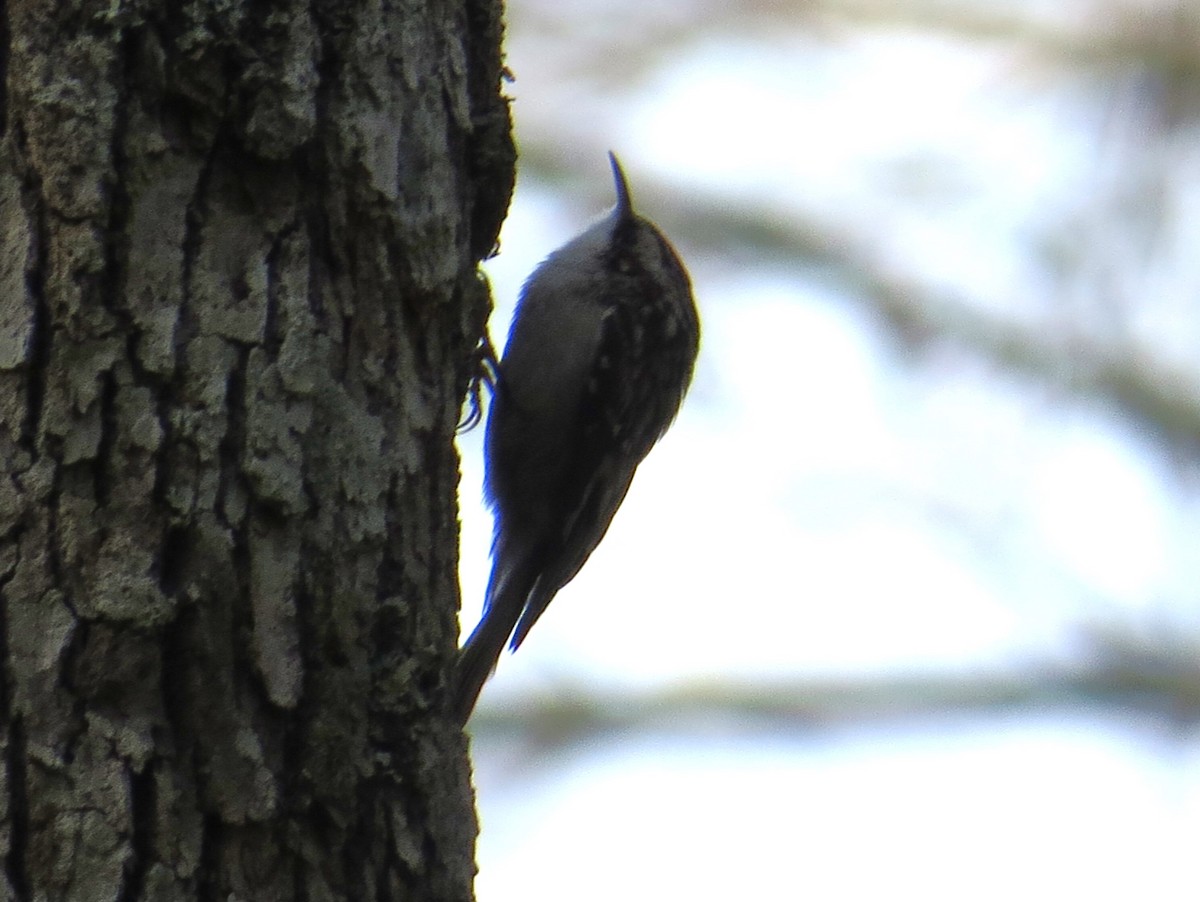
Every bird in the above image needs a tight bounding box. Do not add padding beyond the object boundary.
[452,153,700,723]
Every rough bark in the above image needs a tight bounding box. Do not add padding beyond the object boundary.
[0,0,513,899]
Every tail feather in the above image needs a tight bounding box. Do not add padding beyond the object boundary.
[453,612,513,724]
[452,547,539,724]
[508,580,552,653]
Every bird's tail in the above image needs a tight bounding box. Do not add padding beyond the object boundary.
[451,549,538,724]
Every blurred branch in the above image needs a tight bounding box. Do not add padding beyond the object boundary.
[516,0,1200,89]
[864,269,1200,458]
[677,195,1200,459]
[804,0,1200,77]
[468,631,1200,747]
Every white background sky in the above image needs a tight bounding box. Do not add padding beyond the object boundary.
[458,1,1200,897]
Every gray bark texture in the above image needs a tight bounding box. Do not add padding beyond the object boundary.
[0,0,513,899]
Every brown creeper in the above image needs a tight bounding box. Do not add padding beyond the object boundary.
[452,153,701,723]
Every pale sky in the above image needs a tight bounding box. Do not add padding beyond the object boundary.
[461,3,1200,898]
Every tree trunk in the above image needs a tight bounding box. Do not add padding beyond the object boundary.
[0,1,512,899]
